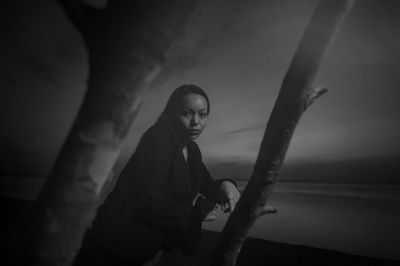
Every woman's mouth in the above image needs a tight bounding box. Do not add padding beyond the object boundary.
[188,130,201,135]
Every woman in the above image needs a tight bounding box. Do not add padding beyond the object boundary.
[74,84,240,265]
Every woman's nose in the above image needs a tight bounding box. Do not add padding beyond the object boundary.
[191,115,200,126]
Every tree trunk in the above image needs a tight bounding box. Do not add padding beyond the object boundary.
[20,1,198,265]
[211,1,354,265]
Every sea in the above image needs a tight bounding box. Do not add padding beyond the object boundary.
[205,181,400,262]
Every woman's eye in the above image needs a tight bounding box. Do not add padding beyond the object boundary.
[182,111,191,117]
[200,113,207,119]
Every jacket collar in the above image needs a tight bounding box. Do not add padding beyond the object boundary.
[158,116,193,149]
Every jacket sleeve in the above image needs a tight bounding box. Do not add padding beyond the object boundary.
[132,127,193,229]
[192,143,237,204]
[198,164,237,204]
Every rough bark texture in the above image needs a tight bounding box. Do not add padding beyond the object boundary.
[211,1,354,265]
[20,1,198,265]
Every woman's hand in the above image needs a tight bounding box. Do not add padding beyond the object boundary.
[192,193,217,222]
[219,181,241,213]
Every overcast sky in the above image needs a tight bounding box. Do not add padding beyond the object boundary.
[1,0,399,183]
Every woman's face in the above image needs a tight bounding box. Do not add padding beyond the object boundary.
[176,93,208,140]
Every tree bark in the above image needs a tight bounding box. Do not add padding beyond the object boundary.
[211,1,354,265]
[20,1,198,265]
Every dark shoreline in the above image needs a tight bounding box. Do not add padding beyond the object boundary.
[197,230,399,266]
[2,197,399,266]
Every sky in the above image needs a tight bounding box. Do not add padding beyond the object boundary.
[1,0,400,183]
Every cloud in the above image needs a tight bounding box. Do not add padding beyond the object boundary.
[224,123,265,136]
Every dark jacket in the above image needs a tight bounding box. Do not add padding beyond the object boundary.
[86,118,222,263]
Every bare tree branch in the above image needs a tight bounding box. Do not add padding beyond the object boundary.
[211,1,354,265]
[20,1,199,265]
[57,0,102,37]
[305,86,328,110]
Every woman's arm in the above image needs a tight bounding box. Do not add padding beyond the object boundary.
[190,141,239,212]
[189,139,240,211]
[198,162,239,209]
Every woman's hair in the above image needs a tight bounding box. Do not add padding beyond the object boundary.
[160,84,210,119]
